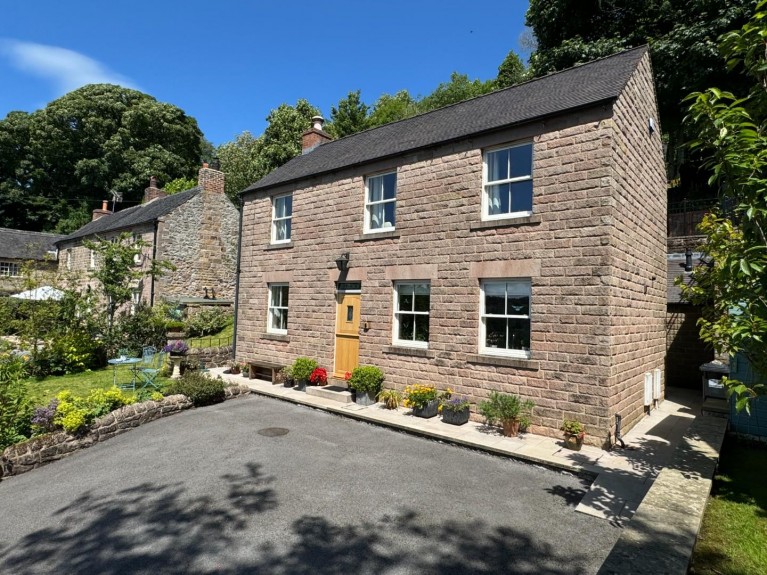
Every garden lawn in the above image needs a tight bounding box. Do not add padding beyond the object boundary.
[187,322,233,349]
[27,368,172,405]
[689,436,767,575]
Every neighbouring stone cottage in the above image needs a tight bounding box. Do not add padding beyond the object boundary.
[235,46,667,446]
[55,164,239,310]
[0,228,63,296]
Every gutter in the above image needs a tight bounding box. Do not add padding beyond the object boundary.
[231,195,244,360]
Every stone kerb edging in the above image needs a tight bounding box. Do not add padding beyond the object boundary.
[0,384,251,480]
[597,414,728,575]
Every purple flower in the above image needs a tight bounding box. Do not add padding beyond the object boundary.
[162,341,189,354]
[31,399,59,433]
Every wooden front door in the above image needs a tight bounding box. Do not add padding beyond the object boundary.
[334,293,360,378]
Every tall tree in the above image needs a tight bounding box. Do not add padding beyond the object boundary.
[260,99,321,172]
[0,84,205,232]
[217,131,266,201]
[367,90,419,128]
[496,51,528,89]
[681,0,767,409]
[418,72,495,111]
[329,90,369,138]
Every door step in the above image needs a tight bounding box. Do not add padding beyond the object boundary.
[306,385,353,404]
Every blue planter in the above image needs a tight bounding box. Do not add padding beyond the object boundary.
[442,407,470,425]
[412,399,439,418]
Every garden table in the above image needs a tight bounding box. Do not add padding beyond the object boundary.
[107,357,142,390]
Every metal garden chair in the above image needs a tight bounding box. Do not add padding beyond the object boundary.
[138,347,166,389]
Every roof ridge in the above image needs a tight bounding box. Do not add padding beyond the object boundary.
[0,227,65,237]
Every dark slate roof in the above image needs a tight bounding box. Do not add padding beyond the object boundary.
[0,228,64,260]
[57,187,201,244]
[244,46,648,193]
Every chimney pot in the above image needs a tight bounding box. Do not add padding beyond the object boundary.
[312,115,325,131]
[684,248,693,272]
[198,162,225,194]
[302,116,332,154]
[102,200,108,211]
[143,175,167,203]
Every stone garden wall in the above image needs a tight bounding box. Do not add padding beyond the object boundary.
[0,385,250,479]
[187,345,233,368]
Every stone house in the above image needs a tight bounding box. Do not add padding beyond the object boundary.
[235,46,667,445]
[55,164,239,310]
[0,228,63,296]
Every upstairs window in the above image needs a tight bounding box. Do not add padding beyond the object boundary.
[0,261,20,277]
[483,143,533,219]
[267,284,289,334]
[365,172,396,233]
[272,194,293,243]
[480,279,531,358]
[89,249,96,269]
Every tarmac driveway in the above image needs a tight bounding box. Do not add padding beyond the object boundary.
[0,395,621,574]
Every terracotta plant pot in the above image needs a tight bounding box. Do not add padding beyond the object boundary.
[501,419,521,437]
[564,434,584,451]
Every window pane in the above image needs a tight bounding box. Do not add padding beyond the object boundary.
[510,180,533,213]
[508,318,530,350]
[415,314,429,342]
[398,313,415,341]
[275,220,287,241]
[280,286,289,307]
[383,201,395,228]
[270,287,281,307]
[484,283,506,315]
[369,177,383,202]
[346,305,354,322]
[382,173,397,200]
[270,309,285,330]
[274,197,285,218]
[487,148,509,182]
[283,219,291,240]
[485,317,507,349]
[370,204,384,229]
[283,194,292,216]
[507,294,529,316]
[487,184,510,215]
[398,288,413,312]
[509,144,532,179]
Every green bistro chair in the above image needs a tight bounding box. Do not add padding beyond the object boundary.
[138,348,166,390]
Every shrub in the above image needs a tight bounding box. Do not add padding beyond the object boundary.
[0,353,33,450]
[135,389,165,403]
[377,389,403,410]
[52,388,135,435]
[113,304,167,357]
[292,357,318,381]
[348,365,385,394]
[165,372,225,407]
[185,309,233,337]
[403,383,438,410]
[561,419,585,437]
[33,331,103,376]
[479,392,534,428]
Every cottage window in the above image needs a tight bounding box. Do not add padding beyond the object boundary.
[480,279,531,358]
[272,194,293,243]
[483,143,533,220]
[365,172,396,233]
[267,284,289,334]
[89,249,96,269]
[393,282,430,347]
[66,249,72,271]
[0,261,20,277]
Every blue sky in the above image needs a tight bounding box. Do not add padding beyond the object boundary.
[0,1,531,146]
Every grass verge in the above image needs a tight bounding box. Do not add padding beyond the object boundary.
[689,435,767,575]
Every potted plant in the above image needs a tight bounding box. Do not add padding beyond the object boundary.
[404,384,440,418]
[440,395,471,425]
[377,389,403,410]
[279,365,294,388]
[478,392,534,437]
[561,419,586,451]
[309,367,328,386]
[227,363,241,375]
[162,341,189,357]
[348,365,384,406]
[241,363,250,377]
[291,357,317,391]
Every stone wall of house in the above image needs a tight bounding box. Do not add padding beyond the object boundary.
[236,60,665,445]
[605,51,668,435]
[155,192,238,301]
[0,259,58,296]
[666,304,713,388]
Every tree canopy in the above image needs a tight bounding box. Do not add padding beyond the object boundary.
[0,84,205,233]
[681,0,767,408]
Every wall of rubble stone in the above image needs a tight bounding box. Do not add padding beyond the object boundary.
[186,345,233,368]
[0,385,250,479]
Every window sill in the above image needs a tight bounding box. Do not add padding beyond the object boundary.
[470,214,542,231]
[265,242,293,251]
[466,354,540,371]
[383,346,434,358]
[354,231,400,242]
[261,333,290,342]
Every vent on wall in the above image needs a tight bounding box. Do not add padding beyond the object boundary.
[644,372,653,407]
[653,368,662,402]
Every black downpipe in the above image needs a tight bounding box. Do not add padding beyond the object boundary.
[614,413,627,449]
[231,195,245,360]
[150,220,158,306]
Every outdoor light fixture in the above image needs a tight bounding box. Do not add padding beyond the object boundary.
[335,252,350,272]
[685,248,693,272]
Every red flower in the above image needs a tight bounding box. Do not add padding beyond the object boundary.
[309,367,328,385]
[344,371,351,381]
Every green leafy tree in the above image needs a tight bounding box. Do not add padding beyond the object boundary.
[329,90,370,138]
[84,233,174,346]
[417,72,495,112]
[217,131,266,201]
[367,90,420,128]
[260,99,321,171]
[681,0,767,409]
[164,177,198,194]
[0,84,205,232]
[496,50,528,89]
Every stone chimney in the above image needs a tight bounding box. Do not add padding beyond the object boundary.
[301,115,332,154]
[143,176,167,203]
[92,200,111,221]
[198,161,225,194]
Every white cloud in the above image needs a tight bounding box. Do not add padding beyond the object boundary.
[1,39,139,94]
